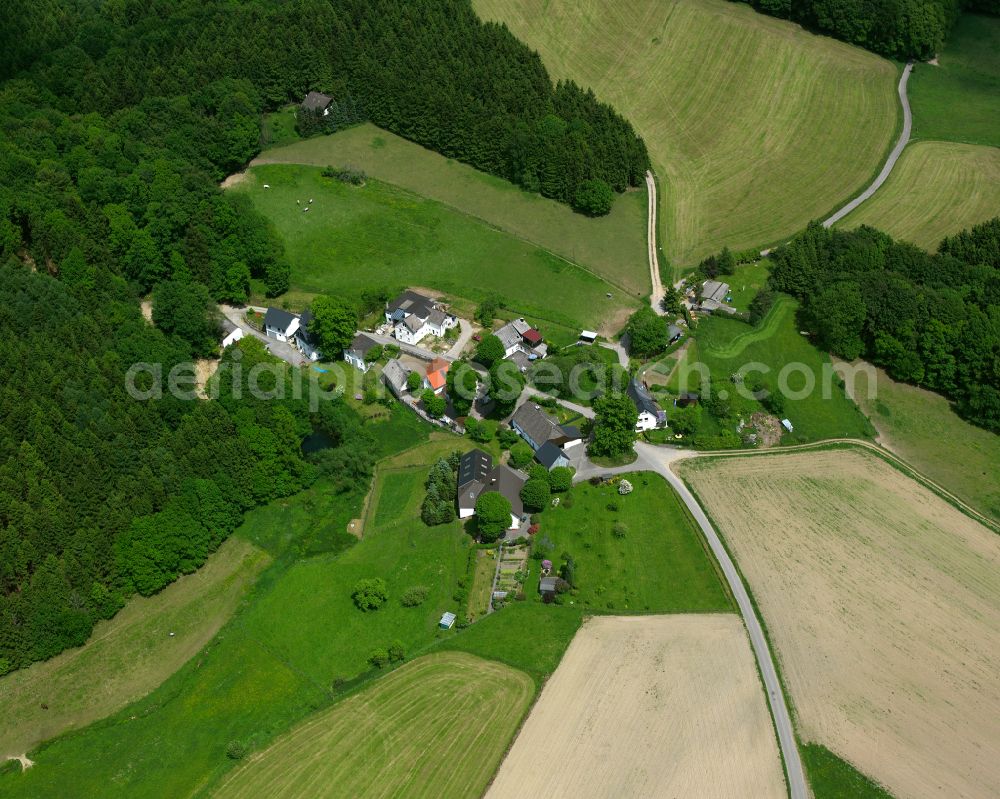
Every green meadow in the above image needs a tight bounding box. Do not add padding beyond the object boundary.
[258,122,650,296]
[234,164,639,333]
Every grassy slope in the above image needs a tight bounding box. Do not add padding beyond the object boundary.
[212,653,533,799]
[525,473,733,612]
[671,297,875,442]
[473,0,897,267]
[804,744,896,799]
[838,141,1000,250]
[258,123,650,296]
[234,164,638,334]
[0,537,268,759]
[909,14,1000,147]
[846,361,1000,522]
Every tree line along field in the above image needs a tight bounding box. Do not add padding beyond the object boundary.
[473,0,898,267]
[843,361,1000,523]
[0,537,268,760]
[679,449,1000,799]
[255,123,651,297]
[838,141,1000,250]
[486,615,786,799]
[212,653,534,799]
[232,164,639,334]
[909,14,1000,148]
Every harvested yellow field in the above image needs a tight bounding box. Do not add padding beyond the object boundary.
[680,450,1000,799]
[839,141,1000,249]
[486,615,786,799]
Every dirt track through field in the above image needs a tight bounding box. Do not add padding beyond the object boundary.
[681,450,1000,799]
[486,615,785,799]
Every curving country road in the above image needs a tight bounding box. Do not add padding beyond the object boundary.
[574,442,809,799]
[823,62,914,228]
[645,170,666,314]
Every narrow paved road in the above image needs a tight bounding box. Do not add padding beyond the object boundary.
[599,340,629,369]
[574,442,809,799]
[823,63,913,228]
[645,170,666,314]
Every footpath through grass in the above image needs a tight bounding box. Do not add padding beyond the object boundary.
[235,164,637,333]
[474,0,897,266]
[909,14,1000,147]
[671,297,875,443]
[258,123,650,297]
[838,141,1000,250]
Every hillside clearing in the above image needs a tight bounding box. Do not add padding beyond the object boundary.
[487,615,786,799]
[680,450,1000,799]
[909,14,1000,147]
[212,652,533,799]
[0,537,267,759]
[837,141,1000,249]
[256,123,649,295]
[842,359,1000,522]
[473,0,897,266]
[233,164,638,334]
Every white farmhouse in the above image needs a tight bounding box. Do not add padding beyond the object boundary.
[627,377,667,432]
[263,307,300,342]
[384,290,456,345]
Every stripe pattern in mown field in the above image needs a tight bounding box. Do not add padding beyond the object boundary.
[837,140,1000,249]
[211,652,534,799]
[474,0,897,266]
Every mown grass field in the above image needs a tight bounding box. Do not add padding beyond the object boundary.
[233,164,638,334]
[527,473,732,612]
[838,141,1000,249]
[212,653,533,799]
[258,123,650,296]
[803,744,895,799]
[845,361,1000,522]
[670,297,875,442]
[473,0,898,267]
[909,14,1000,147]
[0,537,268,759]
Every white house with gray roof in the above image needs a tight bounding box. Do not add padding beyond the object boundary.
[384,290,456,345]
[627,377,666,432]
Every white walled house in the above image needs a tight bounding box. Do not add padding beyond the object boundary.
[221,320,244,349]
[294,311,322,362]
[344,333,379,372]
[627,377,667,432]
[385,290,456,345]
[264,307,300,342]
[456,449,526,531]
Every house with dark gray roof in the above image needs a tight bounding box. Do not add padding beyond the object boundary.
[264,307,300,342]
[627,377,666,432]
[343,333,380,372]
[535,440,569,470]
[301,91,333,115]
[510,403,583,452]
[456,449,527,530]
[697,280,738,315]
[384,290,456,345]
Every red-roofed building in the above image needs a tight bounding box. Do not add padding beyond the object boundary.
[522,328,542,347]
[424,358,450,394]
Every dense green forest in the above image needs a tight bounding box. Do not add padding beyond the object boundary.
[731,0,991,59]
[3,0,649,206]
[766,218,1000,432]
[0,0,650,672]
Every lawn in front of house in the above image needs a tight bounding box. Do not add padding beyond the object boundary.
[525,472,732,613]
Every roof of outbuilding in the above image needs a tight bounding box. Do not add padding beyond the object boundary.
[301,91,333,111]
[345,333,379,359]
[511,403,561,448]
[381,358,409,391]
[535,441,565,469]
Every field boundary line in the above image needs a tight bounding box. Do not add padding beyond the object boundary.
[689,438,999,533]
